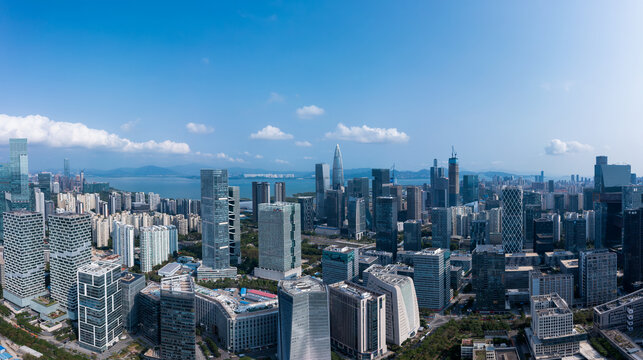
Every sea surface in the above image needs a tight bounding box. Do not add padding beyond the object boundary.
[86,176,431,200]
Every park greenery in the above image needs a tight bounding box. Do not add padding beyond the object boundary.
[0,317,87,360]
[198,276,279,294]
[589,336,625,360]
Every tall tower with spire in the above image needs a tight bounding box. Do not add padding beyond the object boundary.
[448,146,459,207]
[332,144,344,189]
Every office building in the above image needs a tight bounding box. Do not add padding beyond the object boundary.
[113,221,135,268]
[332,144,344,189]
[325,188,344,228]
[594,288,643,332]
[363,267,420,346]
[406,186,423,221]
[399,248,451,310]
[579,249,617,307]
[470,219,488,250]
[527,294,583,359]
[228,186,241,265]
[49,213,92,319]
[502,186,524,253]
[534,218,554,255]
[347,197,366,239]
[199,169,236,280]
[255,202,302,280]
[10,139,29,206]
[298,196,315,232]
[37,172,51,200]
[403,220,422,251]
[448,150,459,207]
[195,285,278,353]
[77,262,123,353]
[564,217,586,254]
[278,276,331,360]
[3,211,46,307]
[624,208,643,292]
[529,271,574,309]
[371,169,391,229]
[322,246,359,285]
[160,275,196,360]
[347,177,370,214]
[252,181,270,222]
[431,207,452,249]
[328,282,387,359]
[472,245,505,312]
[315,163,331,219]
[121,272,146,334]
[274,181,286,202]
[138,283,161,345]
[462,174,479,204]
[375,196,398,259]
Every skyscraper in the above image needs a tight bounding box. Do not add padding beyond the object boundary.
[37,172,52,200]
[278,276,331,360]
[64,158,70,178]
[77,261,123,353]
[501,186,524,253]
[332,144,344,189]
[328,282,387,359]
[255,202,302,280]
[461,175,479,204]
[347,197,366,239]
[403,220,422,251]
[315,163,331,219]
[472,245,505,312]
[113,221,135,268]
[3,211,46,307]
[579,249,617,307]
[623,209,643,292]
[251,181,270,222]
[274,181,286,202]
[297,196,315,232]
[321,245,359,285]
[120,272,146,334]
[371,169,391,229]
[228,186,241,265]
[564,217,587,254]
[448,148,459,207]
[49,213,92,319]
[160,275,196,360]
[399,248,451,310]
[199,169,236,280]
[325,188,344,228]
[406,186,423,221]
[9,138,29,207]
[375,196,398,259]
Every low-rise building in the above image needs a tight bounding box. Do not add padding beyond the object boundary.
[594,288,643,333]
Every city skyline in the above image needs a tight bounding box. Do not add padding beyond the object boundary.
[2,2,643,175]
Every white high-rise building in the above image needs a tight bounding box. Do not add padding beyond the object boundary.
[113,221,135,268]
[140,225,174,272]
[501,186,524,253]
[148,192,161,211]
[255,202,302,281]
[49,213,92,320]
[92,216,110,248]
[363,266,420,346]
[398,248,451,311]
[527,293,582,359]
[3,211,47,307]
[580,249,617,307]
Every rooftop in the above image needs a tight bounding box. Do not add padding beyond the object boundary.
[194,285,278,318]
[505,252,539,258]
[279,276,325,295]
[595,288,643,314]
[560,259,579,268]
[158,262,182,276]
[160,274,194,294]
[324,245,356,254]
[78,261,120,276]
[329,281,381,300]
[141,282,161,301]
[121,272,144,283]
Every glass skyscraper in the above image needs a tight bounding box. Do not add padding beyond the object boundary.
[332,144,344,189]
[501,186,524,253]
[198,169,236,280]
[160,275,196,360]
[9,138,29,206]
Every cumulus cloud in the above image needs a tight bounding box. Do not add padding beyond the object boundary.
[250,125,293,140]
[545,139,592,155]
[0,114,190,154]
[267,92,285,103]
[325,123,409,144]
[275,159,289,164]
[186,122,214,134]
[296,105,324,119]
[120,119,139,132]
[295,140,312,147]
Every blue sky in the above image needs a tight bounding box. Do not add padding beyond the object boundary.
[1,1,642,176]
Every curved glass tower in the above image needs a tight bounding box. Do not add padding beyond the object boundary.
[332,144,344,189]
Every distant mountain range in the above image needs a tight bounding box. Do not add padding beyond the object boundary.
[82,164,531,180]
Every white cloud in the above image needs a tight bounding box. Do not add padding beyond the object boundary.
[250,125,293,140]
[545,139,592,155]
[196,151,243,162]
[267,92,285,103]
[303,156,313,160]
[242,151,264,159]
[255,154,264,159]
[275,159,289,164]
[541,81,574,92]
[295,140,312,147]
[325,123,409,144]
[120,119,139,132]
[0,114,190,154]
[296,105,324,119]
[186,122,214,134]
[201,57,210,65]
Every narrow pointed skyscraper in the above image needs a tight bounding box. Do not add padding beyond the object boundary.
[332,144,344,189]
